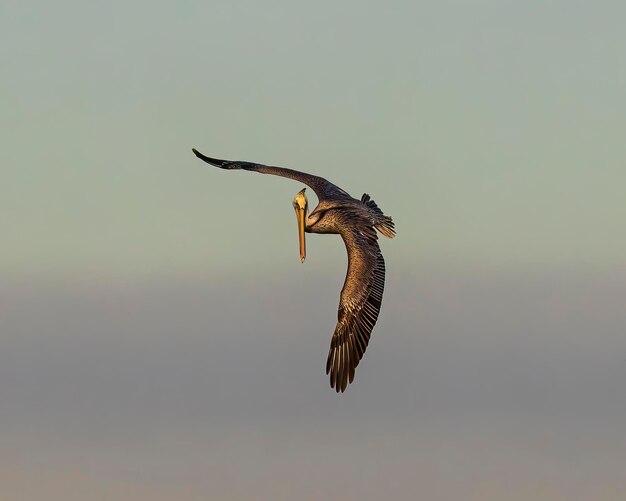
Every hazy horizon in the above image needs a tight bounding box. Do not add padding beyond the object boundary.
[2,270,626,499]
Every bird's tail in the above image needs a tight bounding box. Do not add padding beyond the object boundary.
[361,194,396,238]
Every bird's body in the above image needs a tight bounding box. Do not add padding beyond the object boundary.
[192,148,395,392]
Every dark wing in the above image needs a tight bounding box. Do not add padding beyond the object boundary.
[192,148,351,201]
[326,223,386,392]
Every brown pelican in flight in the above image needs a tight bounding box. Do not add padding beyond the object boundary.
[192,148,395,392]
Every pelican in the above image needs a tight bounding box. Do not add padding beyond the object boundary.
[192,148,396,392]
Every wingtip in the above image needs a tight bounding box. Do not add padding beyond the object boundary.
[191,148,233,169]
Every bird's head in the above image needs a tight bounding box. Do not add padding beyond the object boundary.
[292,188,308,263]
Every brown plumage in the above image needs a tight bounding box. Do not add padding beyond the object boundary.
[192,148,395,392]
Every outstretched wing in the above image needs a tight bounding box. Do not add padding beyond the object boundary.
[192,148,351,201]
[326,223,386,392]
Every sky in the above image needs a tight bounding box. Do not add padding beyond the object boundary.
[2,0,625,279]
[2,1,626,499]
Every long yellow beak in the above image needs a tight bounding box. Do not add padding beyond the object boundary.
[294,205,306,263]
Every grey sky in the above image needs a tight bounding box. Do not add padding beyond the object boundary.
[2,272,626,499]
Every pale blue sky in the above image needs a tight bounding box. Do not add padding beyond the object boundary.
[3,0,625,279]
[2,3,626,499]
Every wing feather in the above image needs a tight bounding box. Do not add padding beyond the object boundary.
[326,224,386,392]
[192,148,351,201]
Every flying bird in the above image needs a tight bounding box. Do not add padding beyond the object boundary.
[192,148,395,392]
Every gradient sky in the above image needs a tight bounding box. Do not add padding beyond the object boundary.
[2,1,626,500]
[3,0,626,280]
